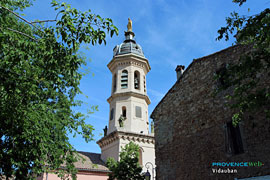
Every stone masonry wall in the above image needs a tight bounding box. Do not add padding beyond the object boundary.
[151,45,270,180]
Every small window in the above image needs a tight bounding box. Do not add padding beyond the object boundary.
[225,121,244,155]
[121,70,128,89]
[122,106,126,118]
[110,108,114,120]
[134,71,140,90]
[135,106,142,118]
[113,74,117,92]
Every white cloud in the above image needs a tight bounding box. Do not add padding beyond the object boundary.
[148,88,165,103]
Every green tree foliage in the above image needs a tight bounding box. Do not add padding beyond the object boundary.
[0,0,118,179]
[216,0,270,126]
[106,142,144,180]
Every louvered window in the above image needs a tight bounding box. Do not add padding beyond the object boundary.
[121,70,128,89]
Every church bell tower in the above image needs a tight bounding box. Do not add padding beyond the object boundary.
[107,20,151,135]
[97,19,155,171]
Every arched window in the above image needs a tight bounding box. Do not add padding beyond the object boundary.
[110,108,114,120]
[139,148,143,166]
[122,106,127,118]
[113,74,117,92]
[134,71,140,90]
[121,70,128,89]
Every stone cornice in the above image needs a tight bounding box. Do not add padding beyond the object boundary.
[107,91,151,105]
[97,131,155,149]
[107,54,151,73]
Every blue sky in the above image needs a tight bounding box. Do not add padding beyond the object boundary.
[23,0,266,153]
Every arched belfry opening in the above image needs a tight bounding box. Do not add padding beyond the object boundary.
[121,70,128,89]
[113,74,117,92]
[134,71,140,90]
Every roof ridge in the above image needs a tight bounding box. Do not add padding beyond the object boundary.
[77,151,101,155]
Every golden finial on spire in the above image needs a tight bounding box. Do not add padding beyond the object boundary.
[127,18,132,32]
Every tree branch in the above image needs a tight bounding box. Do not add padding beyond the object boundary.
[0,6,43,33]
[31,20,57,24]
[3,27,38,41]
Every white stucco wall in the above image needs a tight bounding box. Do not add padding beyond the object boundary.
[100,138,119,162]
[108,95,149,135]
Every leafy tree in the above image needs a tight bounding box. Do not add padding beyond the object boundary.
[0,0,118,179]
[106,142,144,180]
[216,0,270,126]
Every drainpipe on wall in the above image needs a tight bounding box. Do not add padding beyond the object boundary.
[175,65,185,81]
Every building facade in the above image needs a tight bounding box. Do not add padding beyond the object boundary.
[151,45,270,180]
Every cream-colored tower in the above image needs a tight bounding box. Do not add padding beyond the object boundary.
[97,20,155,173]
[107,33,151,135]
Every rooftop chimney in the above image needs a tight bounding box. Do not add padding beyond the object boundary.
[175,65,185,80]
